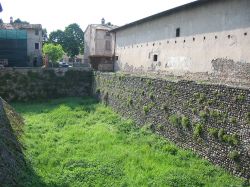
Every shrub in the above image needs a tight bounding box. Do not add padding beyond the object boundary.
[210,110,221,119]
[146,79,152,86]
[149,93,154,100]
[156,124,165,131]
[228,151,240,161]
[161,105,168,112]
[143,106,150,114]
[247,112,250,124]
[127,97,133,106]
[169,114,181,127]
[199,111,208,122]
[191,108,197,114]
[230,117,237,124]
[208,128,219,138]
[141,90,145,96]
[223,134,239,146]
[181,116,190,128]
[236,93,246,102]
[193,123,203,138]
[218,128,225,140]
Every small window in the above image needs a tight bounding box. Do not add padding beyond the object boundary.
[176,28,180,37]
[228,35,231,39]
[153,54,158,62]
[203,36,206,40]
[35,43,39,49]
[35,30,39,35]
[215,36,218,39]
[244,32,247,36]
[115,56,118,61]
[105,40,111,50]
[106,32,110,36]
[183,40,186,43]
[193,37,195,42]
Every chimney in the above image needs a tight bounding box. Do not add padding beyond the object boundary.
[101,18,105,25]
[10,16,13,24]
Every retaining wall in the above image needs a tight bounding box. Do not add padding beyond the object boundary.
[0,68,92,102]
[93,72,250,179]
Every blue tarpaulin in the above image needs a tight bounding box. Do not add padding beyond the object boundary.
[0,3,2,12]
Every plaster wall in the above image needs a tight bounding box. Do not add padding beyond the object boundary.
[27,29,43,66]
[114,0,250,78]
[84,25,115,64]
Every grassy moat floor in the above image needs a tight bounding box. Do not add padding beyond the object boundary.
[13,97,246,187]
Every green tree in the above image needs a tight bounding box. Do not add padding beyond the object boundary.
[48,30,65,46]
[43,43,64,66]
[47,23,84,59]
[64,23,84,56]
[13,18,29,24]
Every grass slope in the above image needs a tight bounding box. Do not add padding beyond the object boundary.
[13,97,246,187]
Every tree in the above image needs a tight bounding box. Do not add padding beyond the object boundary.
[48,30,65,46]
[47,23,84,59]
[42,28,48,44]
[64,23,84,56]
[43,43,64,66]
[13,18,29,24]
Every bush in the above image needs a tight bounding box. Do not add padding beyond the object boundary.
[161,105,168,112]
[127,97,133,106]
[228,151,240,161]
[193,123,203,138]
[208,128,219,138]
[218,128,225,140]
[223,134,239,146]
[236,93,246,102]
[169,114,181,127]
[199,111,208,122]
[181,116,190,128]
[149,93,154,100]
[230,117,237,124]
[143,106,150,114]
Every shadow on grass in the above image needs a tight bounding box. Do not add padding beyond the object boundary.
[12,97,99,115]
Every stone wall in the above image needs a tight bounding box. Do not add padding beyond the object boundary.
[0,68,92,102]
[93,72,250,179]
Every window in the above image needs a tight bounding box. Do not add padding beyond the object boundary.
[35,43,39,49]
[35,29,39,35]
[105,40,111,50]
[106,32,110,36]
[153,54,158,62]
[176,28,180,37]
[115,56,118,61]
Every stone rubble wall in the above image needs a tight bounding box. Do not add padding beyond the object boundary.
[0,68,92,102]
[93,72,250,179]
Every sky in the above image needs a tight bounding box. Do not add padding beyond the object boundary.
[0,0,196,34]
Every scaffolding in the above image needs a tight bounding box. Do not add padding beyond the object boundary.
[0,29,28,67]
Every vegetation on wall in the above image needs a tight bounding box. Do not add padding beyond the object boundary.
[93,73,250,179]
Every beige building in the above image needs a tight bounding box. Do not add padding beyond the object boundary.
[0,20,43,67]
[111,0,250,85]
[84,19,117,71]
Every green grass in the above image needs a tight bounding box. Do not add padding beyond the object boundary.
[13,97,245,187]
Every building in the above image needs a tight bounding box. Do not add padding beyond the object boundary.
[111,0,250,84]
[84,19,117,71]
[0,20,43,67]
